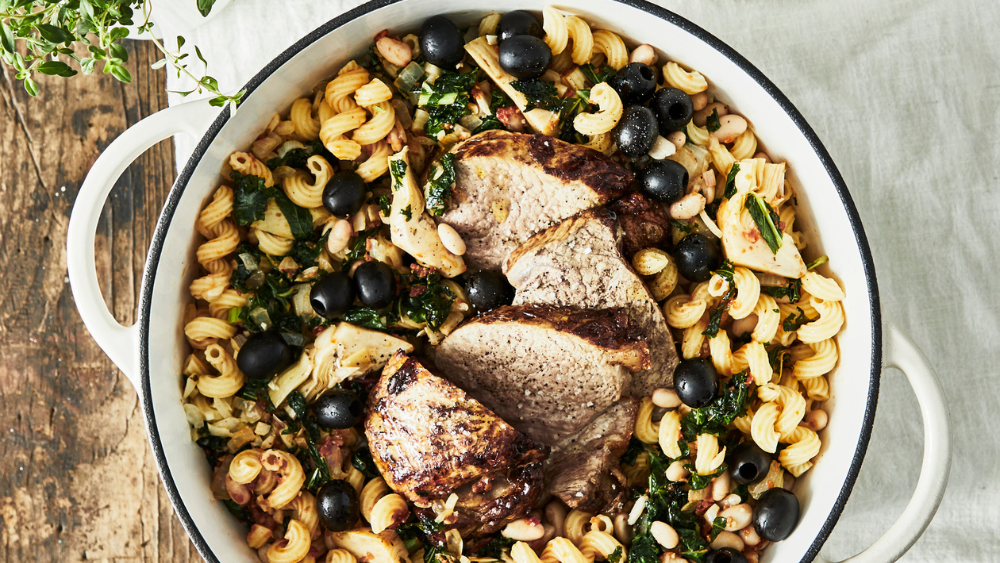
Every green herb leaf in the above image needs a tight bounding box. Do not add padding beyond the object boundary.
[683,463,726,490]
[425,153,457,216]
[806,255,828,270]
[706,108,721,132]
[351,445,381,479]
[37,60,76,77]
[680,372,751,440]
[36,24,69,44]
[762,278,802,303]
[746,192,783,254]
[401,205,412,221]
[579,63,616,85]
[390,158,408,187]
[343,307,389,331]
[782,307,810,332]
[395,272,456,330]
[377,194,391,217]
[723,162,740,199]
[702,261,735,338]
[286,391,308,420]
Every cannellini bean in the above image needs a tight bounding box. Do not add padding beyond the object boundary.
[753,151,771,163]
[703,504,720,524]
[730,313,759,338]
[746,552,759,563]
[613,513,632,546]
[690,91,708,111]
[710,531,745,551]
[739,525,761,546]
[711,114,748,143]
[537,523,556,547]
[803,409,828,431]
[628,495,648,525]
[437,223,466,255]
[694,102,729,127]
[376,36,412,67]
[545,501,568,538]
[666,460,689,482]
[666,130,687,150]
[660,553,686,563]
[648,135,676,159]
[712,471,731,502]
[501,517,545,541]
[629,44,658,66]
[650,521,679,550]
[326,219,353,254]
[720,493,742,508]
[720,503,753,532]
[366,204,381,223]
[669,192,706,220]
[652,388,681,409]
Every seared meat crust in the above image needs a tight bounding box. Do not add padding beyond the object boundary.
[609,192,673,257]
[366,352,548,537]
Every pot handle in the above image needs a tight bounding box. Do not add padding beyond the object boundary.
[817,322,951,563]
[67,99,220,391]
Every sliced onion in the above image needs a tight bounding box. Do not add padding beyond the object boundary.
[245,270,265,289]
[249,307,271,331]
[238,252,259,272]
[278,140,306,158]
[393,61,425,95]
[280,331,305,347]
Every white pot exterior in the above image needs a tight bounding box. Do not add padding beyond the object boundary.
[134,2,882,562]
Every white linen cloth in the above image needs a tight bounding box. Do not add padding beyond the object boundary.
[162,0,1000,559]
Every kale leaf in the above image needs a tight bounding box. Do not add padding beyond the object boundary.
[351,445,381,479]
[684,463,727,490]
[762,278,802,303]
[782,307,810,332]
[231,170,276,226]
[273,191,315,240]
[342,307,390,331]
[702,260,736,338]
[266,139,333,170]
[425,153,457,216]
[723,163,740,200]
[680,372,751,440]
[419,70,477,136]
[706,108,721,132]
[288,231,329,268]
[511,78,559,109]
[395,272,456,330]
[580,63,616,85]
[390,158,408,187]
[746,192,783,254]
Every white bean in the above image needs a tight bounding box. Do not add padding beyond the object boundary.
[710,531,745,551]
[669,193,706,220]
[739,525,761,546]
[690,91,708,112]
[712,471,731,502]
[753,151,771,163]
[538,523,556,546]
[437,223,467,255]
[652,388,681,409]
[667,130,687,150]
[326,219,353,254]
[628,495,648,526]
[650,521,679,550]
[694,102,729,127]
[545,501,568,538]
[629,44,658,66]
[376,36,412,68]
[730,313,759,338]
[648,135,676,160]
[613,513,631,546]
[720,493,742,509]
[666,460,689,482]
[660,553,686,563]
[703,504,720,524]
[711,114,748,143]
[803,409,828,431]
[719,503,753,532]
[501,517,545,541]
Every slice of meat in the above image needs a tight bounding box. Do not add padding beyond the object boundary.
[438,130,632,270]
[433,305,650,447]
[545,397,639,513]
[504,209,679,395]
[366,351,548,537]
[609,192,672,258]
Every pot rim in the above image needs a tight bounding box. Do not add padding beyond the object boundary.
[138,1,882,561]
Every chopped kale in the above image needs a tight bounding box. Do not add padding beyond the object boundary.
[710,516,727,541]
[723,162,740,200]
[473,115,504,134]
[288,231,329,269]
[425,153,458,216]
[273,191,315,241]
[768,344,789,374]
[230,242,265,292]
[266,139,332,170]
[489,88,513,112]
[419,69,476,136]
[746,192,783,253]
[377,194,391,216]
[475,536,516,559]
[806,255,829,270]
[286,390,308,420]
[597,546,624,563]
[510,78,559,109]
[706,108,721,132]
[342,307,391,331]
[231,170,276,226]
[223,499,251,522]
[579,63,616,85]
[733,483,751,503]
[782,307,810,332]
[678,527,710,563]
[621,436,647,466]
[343,229,379,268]
[762,278,802,303]
[390,158,408,187]
[702,260,736,338]
[680,371,751,440]
[626,533,661,563]
[684,463,726,490]
[395,271,456,330]
[351,445,381,479]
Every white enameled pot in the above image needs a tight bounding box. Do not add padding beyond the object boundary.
[66,1,952,562]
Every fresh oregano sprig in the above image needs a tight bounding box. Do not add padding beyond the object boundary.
[0,0,242,111]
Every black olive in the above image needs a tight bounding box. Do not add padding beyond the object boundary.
[614,105,659,158]
[420,15,465,68]
[498,35,552,80]
[672,233,722,282]
[706,548,748,563]
[322,171,366,218]
[314,389,365,429]
[729,441,772,485]
[236,331,292,380]
[673,358,718,408]
[753,488,800,542]
[465,271,515,314]
[317,479,360,532]
[609,63,657,105]
[310,272,356,319]
[497,10,543,42]
[651,87,695,133]
[353,261,396,309]
[637,160,688,204]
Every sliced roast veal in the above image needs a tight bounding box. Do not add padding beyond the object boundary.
[437,130,631,270]
[433,305,649,447]
[504,209,679,395]
[365,351,548,537]
[545,397,639,513]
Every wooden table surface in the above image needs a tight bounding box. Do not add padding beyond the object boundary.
[0,41,204,562]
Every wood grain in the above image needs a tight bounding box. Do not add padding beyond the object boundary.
[0,41,204,562]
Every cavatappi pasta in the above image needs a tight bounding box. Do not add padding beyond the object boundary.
[180,8,845,563]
